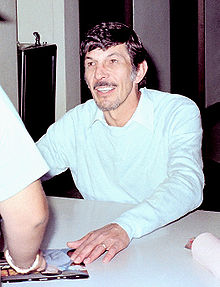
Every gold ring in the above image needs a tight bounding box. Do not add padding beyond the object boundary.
[101,243,107,249]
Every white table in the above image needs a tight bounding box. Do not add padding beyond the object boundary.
[3,196,220,286]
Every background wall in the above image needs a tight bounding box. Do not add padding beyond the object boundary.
[16,0,171,119]
[0,1,18,108]
[1,0,219,119]
[205,0,220,107]
[133,0,170,92]
[17,0,80,120]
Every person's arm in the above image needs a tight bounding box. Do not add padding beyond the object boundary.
[36,114,73,182]
[0,179,48,271]
[113,100,204,239]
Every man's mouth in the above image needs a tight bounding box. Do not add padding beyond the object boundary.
[95,86,115,93]
[94,82,117,94]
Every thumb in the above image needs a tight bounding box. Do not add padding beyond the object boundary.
[66,240,82,249]
[67,233,90,249]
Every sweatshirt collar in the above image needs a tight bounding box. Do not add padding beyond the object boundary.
[90,88,154,132]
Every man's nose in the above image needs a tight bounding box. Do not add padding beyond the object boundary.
[94,63,109,80]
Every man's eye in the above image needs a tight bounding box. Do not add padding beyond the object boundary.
[110,59,118,64]
[86,62,95,67]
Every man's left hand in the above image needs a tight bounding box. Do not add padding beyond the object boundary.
[66,223,130,264]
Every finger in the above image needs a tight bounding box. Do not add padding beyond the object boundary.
[83,243,107,264]
[67,240,82,249]
[67,233,91,249]
[67,241,91,263]
[67,245,86,263]
[70,234,107,264]
[68,231,105,263]
[72,242,97,264]
[102,246,118,263]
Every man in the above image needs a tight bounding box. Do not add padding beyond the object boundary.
[37,22,204,264]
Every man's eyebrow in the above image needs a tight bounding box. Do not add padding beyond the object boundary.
[107,52,124,58]
[85,56,94,61]
[84,52,125,61]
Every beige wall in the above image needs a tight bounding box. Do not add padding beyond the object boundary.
[0,1,18,108]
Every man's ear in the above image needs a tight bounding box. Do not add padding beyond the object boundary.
[134,60,148,84]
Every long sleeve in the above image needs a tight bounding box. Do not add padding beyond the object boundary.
[113,97,204,239]
[36,111,78,181]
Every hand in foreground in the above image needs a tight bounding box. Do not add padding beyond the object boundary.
[67,223,130,264]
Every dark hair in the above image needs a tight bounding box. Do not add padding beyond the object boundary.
[80,22,148,88]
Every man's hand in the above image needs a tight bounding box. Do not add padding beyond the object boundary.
[67,223,130,264]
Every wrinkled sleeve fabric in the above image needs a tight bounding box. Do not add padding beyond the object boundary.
[113,99,204,240]
[0,86,49,200]
[36,111,77,181]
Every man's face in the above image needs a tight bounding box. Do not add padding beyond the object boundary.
[84,44,137,112]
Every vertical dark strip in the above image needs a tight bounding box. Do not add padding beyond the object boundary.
[79,0,133,103]
[198,0,205,110]
[124,0,133,27]
[170,0,202,108]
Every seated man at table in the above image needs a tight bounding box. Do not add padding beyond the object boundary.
[37,22,204,264]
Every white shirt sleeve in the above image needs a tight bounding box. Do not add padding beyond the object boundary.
[114,100,204,239]
[0,86,49,200]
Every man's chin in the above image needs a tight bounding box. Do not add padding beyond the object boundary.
[96,101,120,112]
